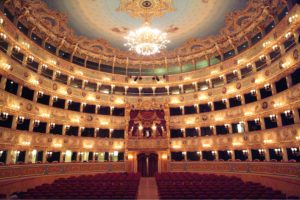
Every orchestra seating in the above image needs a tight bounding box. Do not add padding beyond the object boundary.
[155,172,297,199]
[18,173,140,199]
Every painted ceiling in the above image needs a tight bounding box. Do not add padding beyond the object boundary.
[44,0,248,51]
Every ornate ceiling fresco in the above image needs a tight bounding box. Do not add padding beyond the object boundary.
[44,0,247,50]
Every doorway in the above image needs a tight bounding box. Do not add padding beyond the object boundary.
[137,153,158,177]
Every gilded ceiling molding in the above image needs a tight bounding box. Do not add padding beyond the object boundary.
[4,0,288,64]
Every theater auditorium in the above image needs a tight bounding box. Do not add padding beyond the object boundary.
[0,0,300,199]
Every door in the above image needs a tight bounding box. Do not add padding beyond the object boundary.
[137,153,158,177]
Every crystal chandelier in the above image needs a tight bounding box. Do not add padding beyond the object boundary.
[124,22,170,56]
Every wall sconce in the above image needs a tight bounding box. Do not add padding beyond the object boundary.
[233,70,238,75]
[242,150,248,156]
[259,55,266,61]
[291,147,298,154]
[285,32,292,39]
[208,102,212,107]
[246,63,252,68]
[272,45,279,51]
[94,152,99,156]
[37,91,44,98]
[250,89,256,96]
[264,83,271,91]
[50,123,55,129]
[138,124,143,131]
[269,114,276,122]
[0,32,7,40]
[227,150,232,155]
[42,64,48,69]
[17,116,25,124]
[274,148,282,156]
[197,151,201,156]
[258,149,264,155]
[80,127,85,132]
[236,95,241,101]
[82,102,87,107]
[47,151,53,156]
[254,118,260,125]
[27,55,34,62]
[128,154,133,160]
[180,106,184,110]
[288,14,298,23]
[0,151,3,157]
[67,100,72,105]
[2,63,11,70]
[65,125,70,131]
[14,45,20,52]
[34,120,40,127]
[284,110,293,118]
[15,151,20,157]
[212,151,217,156]
[152,124,157,130]
[53,96,58,102]
[162,154,168,160]
[222,98,227,104]
[55,71,61,76]
[0,112,8,120]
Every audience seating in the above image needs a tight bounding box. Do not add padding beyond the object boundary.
[18,173,140,199]
[155,172,297,199]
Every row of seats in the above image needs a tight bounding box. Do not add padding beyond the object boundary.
[17,173,140,199]
[155,172,298,199]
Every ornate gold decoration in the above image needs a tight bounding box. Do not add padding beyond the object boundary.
[117,0,175,22]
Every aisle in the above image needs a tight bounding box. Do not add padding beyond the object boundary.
[137,177,159,199]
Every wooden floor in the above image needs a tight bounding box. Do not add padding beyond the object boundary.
[137,177,159,200]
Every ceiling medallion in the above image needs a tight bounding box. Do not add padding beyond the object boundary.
[118,0,174,56]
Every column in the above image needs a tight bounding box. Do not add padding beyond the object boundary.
[271,83,277,95]
[195,104,199,114]
[80,103,84,112]
[24,151,30,163]
[223,99,229,109]
[206,79,212,89]
[0,77,7,89]
[46,123,51,134]
[277,113,283,127]
[222,75,227,84]
[180,106,184,115]
[17,85,23,97]
[247,148,252,161]
[64,100,69,110]
[231,150,236,161]
[124,87,128,95]
[236,70,242,80]
[33,90,38,102]
[183,152,187,161]
[60,152,65,163]
[152,87,155,96]
[265,54,271,66]
[211,126,216,135]
[11,116,17,130]
[181,129,186,138]
[256,89,261,100]
[286,75,293,88]
[5,150,12,164]
[49,96,54,106]
[193,82,198,91]
[264,148,270,161]
[293,108,300,123]
[62,125,67,136]
[166,86,169,95]
[281,147,288,162]
[29,119,34,132]
[209,102,214,111]
[42,151,47,163]
[226,124,232,134]
[260,117,266,130]
[243,121,249,132]
[240,95,245,105]
[214,151,219,161]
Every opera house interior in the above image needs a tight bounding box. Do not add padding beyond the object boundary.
[0,0,300,199]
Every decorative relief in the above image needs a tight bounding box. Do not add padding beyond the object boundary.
[236,82,241,89]
[52,83,58,90]
[222,87,227,94]
[261,101,268,109]
[67,88,72,95]
[264,70,270,76]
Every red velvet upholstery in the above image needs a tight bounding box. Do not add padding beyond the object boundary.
[155,172,296,199]
[19,173,140,199]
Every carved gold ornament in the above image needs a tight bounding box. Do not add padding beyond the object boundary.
[117,0,175,22]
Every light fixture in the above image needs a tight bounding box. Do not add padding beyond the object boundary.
[0,112,8,120]
[124,22,170,56]
[17,116,24,124]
